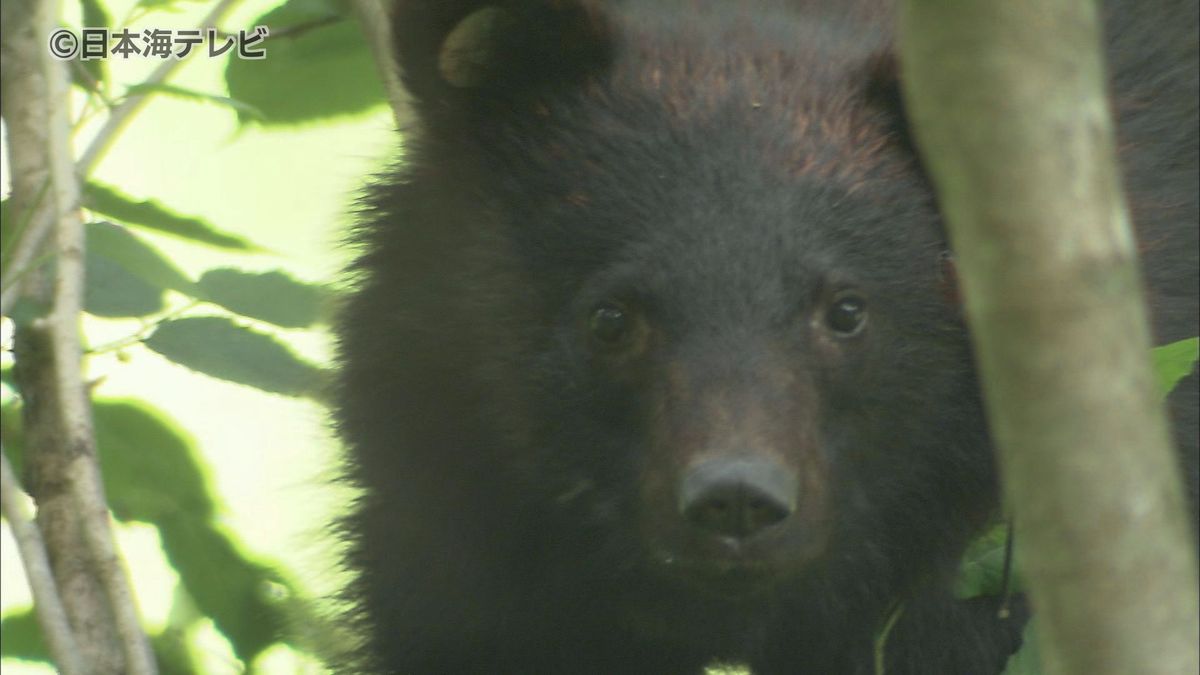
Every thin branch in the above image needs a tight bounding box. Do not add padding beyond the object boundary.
[0,449,84,675]
[3,0,242,317]
[47,20,162,675]
[2,0,157,671]
[75,0,242,174]
[0,182,53,318]
[214,14,339,41]
[86,300,201,356]
[350,0,413,132]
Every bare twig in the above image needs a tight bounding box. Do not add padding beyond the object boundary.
[3,0,244,317]
[0,449,84,675]
[350,0,413,132]
[75,0,242,174]
[0,182,53,318]
[1,0,157,672]
[214,14,339,41]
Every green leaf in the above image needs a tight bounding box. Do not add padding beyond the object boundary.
[144,316,324,397]
[1153,337,1199,398]
[150,627,204,675]
[198,268,326,327]
[2,399,296,663]
[86,221,198,296]
[224,0,385,124]
[85,246,167,317]
[2,399,213,521]
[84,182,262,251]
[81,0,111,29]
[3,399,215,522]
[159,516,292,664]
[0,608,227,674]
[92,400,217,522]
[75,0,112,90]
[954,522,1018,599]
[0,611,48,663]
[1001,619,1043,675]
[124,82,265,120]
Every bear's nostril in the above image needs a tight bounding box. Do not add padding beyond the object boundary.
[679,458,798,539]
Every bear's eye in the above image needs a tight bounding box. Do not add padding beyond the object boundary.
[589,302,631,346]
[825,293,868,336]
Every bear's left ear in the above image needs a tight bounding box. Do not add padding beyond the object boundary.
[391,0,615,112]
[862,49,918,155]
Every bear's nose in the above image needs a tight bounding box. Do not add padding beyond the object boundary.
[678,458,798,539]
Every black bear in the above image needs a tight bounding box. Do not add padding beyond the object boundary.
[334,0,1198,673]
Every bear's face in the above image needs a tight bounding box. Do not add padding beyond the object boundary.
[375,0,997,602]
[437,74,991,598]
[510,174,982,597]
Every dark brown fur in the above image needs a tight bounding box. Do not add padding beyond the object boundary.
[335,1,1198,673]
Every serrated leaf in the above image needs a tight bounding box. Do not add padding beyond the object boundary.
[86,221,198,296]
[0,608,218,674]
[0,611,48,663]
[92,400,216,522]
[125,82,265,120]
[4,400,293,660]
[1153,337,1199,399]
[159,516,291,663]
[2,400,214,522]
[86,246,167,317]
[2,398,296,663]
[198,268,326,327]
[224,0,385,124]
[144,316,324,397]
[84,182,261,251]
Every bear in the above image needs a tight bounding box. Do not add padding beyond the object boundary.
[333,1,1199,673]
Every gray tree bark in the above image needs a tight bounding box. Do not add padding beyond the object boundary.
[899,2,1199,674]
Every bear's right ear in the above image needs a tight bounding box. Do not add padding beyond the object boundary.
[392,0,614,109]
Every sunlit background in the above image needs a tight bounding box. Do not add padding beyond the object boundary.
[1,0,396,671]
